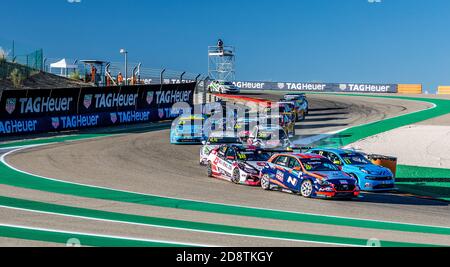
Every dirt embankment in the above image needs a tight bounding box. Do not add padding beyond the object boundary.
[0,71,90,90]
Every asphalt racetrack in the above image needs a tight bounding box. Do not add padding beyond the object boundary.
[1,93,449,247]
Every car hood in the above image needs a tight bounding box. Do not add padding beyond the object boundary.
[347,164,391,176]
[308,171,352,181]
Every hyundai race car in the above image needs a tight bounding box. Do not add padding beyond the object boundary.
[247,125,292,149]
[309,148,396,192]
[199,131,243,165]
[206,145,272,186]
[208,80,240,94]
[260,153,360,199]
[170,114,209,144]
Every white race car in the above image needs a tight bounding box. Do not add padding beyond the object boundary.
[208,80,240,94]
[206,145,272,186]
[199,131,243,165]
[247,125,292,149]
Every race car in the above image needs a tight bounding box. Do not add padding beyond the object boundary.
[199,131,243,165]
[234,115,261,142]
[309,148,396,192]
[281,96,308,121]
[260,153,360,199]
[170,114,209,144]
[283,93,309,115]
[263,103,296,137]
[208,80,240,94]
[206,145,272,186]
[247,125,292,149]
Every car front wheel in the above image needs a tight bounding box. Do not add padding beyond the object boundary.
[207,162,213,177]
[300,179,313,198]
[232,169,241,184]
[261,174,271,190]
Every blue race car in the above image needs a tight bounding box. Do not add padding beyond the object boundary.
[309,148,396,192]
[170,114,209,144]
[260,153,360,199]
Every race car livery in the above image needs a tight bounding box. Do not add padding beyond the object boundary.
[309,148,396,192]
[208,80,241,94]
[248,125,292,149]
[260,153,360,199]
[281,96,308,121]
[170,114,209,144]
[206,145,272,186]
[199,131,243,165]
[283,93,309,115]
[234,115,261,142]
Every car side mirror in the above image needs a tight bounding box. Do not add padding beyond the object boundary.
[202,141,207,145]
[293,167,302,172]
[227,156,235,160]
[334,161,342,166]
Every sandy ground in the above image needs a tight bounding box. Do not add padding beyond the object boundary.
[347,114,450,169]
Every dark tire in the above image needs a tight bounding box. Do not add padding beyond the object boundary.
[261,174,271,191]
[207,162,213,177]
[232,169,241,184]
[350,173,359,187]
[300,179,314,198]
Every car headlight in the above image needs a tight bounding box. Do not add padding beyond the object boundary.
[359,168,372,175]
[318,179,332,186]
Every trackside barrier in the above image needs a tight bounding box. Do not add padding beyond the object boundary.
[396,84,423,94]
[437,86,450,95]
[0,83,197,137]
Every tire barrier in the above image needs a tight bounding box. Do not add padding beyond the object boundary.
[437,86,450,95]
[0,83,196,136]
[397,84,423,94]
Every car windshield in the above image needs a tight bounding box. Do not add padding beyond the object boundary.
[236,151,271,162]
[208,137,241,144]
[341,153,371,165]
[257,129,287,141]
[300,158,340,172]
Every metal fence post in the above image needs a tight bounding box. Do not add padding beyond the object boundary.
[194,74,201,94]
[160,69,166,84]
[203,76,210,105]
[180,71,186,84]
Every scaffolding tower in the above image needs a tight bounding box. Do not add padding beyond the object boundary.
[208,45,235,82]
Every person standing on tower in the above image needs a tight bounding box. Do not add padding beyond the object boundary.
[217,39,224,53]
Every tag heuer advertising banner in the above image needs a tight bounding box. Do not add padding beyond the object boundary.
[233,81,398,93]
[0,83,196,136]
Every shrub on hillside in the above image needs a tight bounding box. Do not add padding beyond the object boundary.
[10,68,25,88]
[69,71,81,80]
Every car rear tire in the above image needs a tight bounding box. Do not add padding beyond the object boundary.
[300,179,313,198]
[261,174,271,191]
[232,169,241,184]
[207,162,213,177]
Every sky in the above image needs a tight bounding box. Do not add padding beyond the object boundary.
[1,0,450,92]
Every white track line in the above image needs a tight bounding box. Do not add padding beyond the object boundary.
[0,206,359,247]
[0,222,211,247]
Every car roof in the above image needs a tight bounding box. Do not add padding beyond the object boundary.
[274,153,324,159]
[179,114,206,120]
[312,148,360,155]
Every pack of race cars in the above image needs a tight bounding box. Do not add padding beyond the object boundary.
[171,93,396,200]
